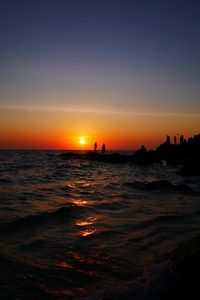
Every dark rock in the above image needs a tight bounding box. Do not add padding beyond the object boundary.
[181,155,200,176]
[58,133,200,175]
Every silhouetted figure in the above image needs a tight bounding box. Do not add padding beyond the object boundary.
[174,136,177,144]
[194,134,200,141]
[177,133,180,144]
[180,135,184,144]
[94,142,97,152]
[102,144,106,154]
[166,135,171,144]
[60,132,200,171]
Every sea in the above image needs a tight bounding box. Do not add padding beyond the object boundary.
[0,150,200,300]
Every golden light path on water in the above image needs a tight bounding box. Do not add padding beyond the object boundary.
[81,229,97,237]
[76,217,97,227]
[72,198,97,237]
[76,217,97,237]
[72,200,94,206]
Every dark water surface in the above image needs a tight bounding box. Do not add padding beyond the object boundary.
[0,150,200,299]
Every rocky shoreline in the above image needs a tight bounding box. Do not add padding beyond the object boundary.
[59,133,200,176]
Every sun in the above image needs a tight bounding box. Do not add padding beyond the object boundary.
[79,137,86,145]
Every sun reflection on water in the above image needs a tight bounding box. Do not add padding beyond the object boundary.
[75,216,97,237]
[73,200,87,206]
[38,283,72,297]
[82,229,96,237]
[76,217,97,227]
[67,180,91,189]
[72,200,94,206]
[67,183,75,188]
[76,180,91,187]
[56,261,74,269]
[76,221,92,226]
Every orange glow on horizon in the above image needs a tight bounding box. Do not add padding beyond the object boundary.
[0,107,200,150]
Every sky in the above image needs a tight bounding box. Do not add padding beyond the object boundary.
[0,0,200,149]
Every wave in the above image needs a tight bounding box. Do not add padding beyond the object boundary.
[123,180,194,193]
[128,209,200,234]
[95,200,127,210]
[0,178,12,184]
[0,205,87,235]
[1,236,200,300]
[86,236,200,300]
[17,164,33,170]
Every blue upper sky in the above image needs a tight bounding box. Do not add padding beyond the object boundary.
[1,0,200,114]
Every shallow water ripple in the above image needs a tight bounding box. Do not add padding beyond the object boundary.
[0,150,200,299]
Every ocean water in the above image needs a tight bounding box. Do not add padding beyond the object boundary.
[0,150,200,299]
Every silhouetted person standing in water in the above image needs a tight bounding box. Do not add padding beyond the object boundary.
[102,144,106,154]
[94,142,97,152]
[166,135,170,145]
[180,135,184,144]
[174,136,177,144]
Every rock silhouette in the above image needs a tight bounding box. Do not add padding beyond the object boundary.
[59,133,200,176]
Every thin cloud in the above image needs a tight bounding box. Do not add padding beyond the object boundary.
[0,103,200,117]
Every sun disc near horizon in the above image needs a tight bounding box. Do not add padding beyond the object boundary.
[79,137,86,145]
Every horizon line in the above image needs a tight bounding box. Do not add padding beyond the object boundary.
[0,148,140,151]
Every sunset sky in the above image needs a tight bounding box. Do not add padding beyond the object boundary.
[1,0,200,150]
